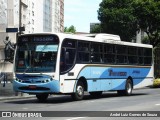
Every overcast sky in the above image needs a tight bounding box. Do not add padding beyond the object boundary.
[64,0,102,33]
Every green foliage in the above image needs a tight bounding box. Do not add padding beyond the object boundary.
[90,24,101,33]
[132,0,160,47]
[98,0,137,42]
[142,36,150,44]
[64,25,76,33]
[98,0,160,47]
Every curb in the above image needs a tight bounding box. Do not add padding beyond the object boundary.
[0,95,35,101]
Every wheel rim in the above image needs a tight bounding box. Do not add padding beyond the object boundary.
[127,82,132,94]
[77,85,83,96]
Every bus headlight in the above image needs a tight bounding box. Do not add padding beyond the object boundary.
[42,78,52,83]
[15,78,23,83]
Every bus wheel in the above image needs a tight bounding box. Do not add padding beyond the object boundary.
[89,91,102,98]
[71,81,84,101]
[117,79,133,96]
[36,94,49,102]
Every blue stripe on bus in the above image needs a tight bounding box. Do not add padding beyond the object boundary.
[78,66,151,91]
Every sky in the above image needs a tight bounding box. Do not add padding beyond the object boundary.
[64,0,102,33]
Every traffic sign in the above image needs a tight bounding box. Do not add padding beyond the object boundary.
[6,28,18,32]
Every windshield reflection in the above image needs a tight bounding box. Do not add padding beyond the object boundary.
[16,43,58,73]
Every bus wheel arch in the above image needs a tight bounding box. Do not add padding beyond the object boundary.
[117,77,133,96]
[78,77,88,91]
[73,76,87,92]
[128,76,133,88]
[71,77,87,101]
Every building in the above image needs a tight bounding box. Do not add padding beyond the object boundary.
[0,0,16,81]
[34,0,64,33]
[22,0,64,33]
[0,0,64,81]
[136,29,146,43]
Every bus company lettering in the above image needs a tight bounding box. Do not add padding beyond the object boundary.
[132,70,140,74]
[108,69,127,76]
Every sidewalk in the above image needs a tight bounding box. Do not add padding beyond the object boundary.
[0,94,35,101]
[0,82,35,101]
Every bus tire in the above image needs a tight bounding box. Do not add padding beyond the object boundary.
[117,79,133,96]
[71,81,84,101]
[36,93,49,102]
[89,91,102,98]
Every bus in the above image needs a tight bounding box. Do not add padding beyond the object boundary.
[13,33,153,101]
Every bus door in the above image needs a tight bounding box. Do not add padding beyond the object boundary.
[60,39,77,92]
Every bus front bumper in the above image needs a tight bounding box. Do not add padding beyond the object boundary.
[13,80,60,94]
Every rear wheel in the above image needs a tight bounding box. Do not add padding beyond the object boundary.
[117,79,133,96]
[36,93,49,102]
[71,81,84,101]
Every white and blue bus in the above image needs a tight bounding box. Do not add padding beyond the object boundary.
[13,33,153,101]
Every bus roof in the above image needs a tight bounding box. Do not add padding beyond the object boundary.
[19,33,153,48]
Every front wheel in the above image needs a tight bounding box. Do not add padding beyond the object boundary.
[117,79,133,96]
[71,81,84,101]
[36,94,49,102]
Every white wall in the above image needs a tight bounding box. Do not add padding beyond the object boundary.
[34,0,44,33]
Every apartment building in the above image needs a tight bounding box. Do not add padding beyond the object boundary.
[34,0,64,33]
[0,0,64,35]
[0,0,64,81]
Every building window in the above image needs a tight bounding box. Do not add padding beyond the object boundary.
[32,2,34,9]
[32,19,34,25]
[32,11,34,16]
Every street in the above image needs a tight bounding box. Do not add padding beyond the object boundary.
[0,87,160,120]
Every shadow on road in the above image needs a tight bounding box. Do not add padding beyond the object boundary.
[4,92,149,104]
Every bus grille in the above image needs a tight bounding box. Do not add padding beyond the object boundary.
[22,81,45,83]
[19,86,50,91]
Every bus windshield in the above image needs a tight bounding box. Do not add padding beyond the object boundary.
[15,35,59,73]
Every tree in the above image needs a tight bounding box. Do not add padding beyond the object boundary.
[90,24,101,33]
[142,36,150,44]
[133,0,160,47]
[98,0,137,42]
[64,25,76,33]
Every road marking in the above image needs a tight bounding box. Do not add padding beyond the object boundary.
[155,104,160,106]
[66,117,86,120]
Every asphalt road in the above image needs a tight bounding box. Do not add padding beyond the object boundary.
[0,87,160,120]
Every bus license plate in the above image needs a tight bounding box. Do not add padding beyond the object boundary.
[28,85,37,89]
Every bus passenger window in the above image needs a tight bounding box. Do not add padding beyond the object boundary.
[60,39,77,73]
[77,42,90,63]
[91,43,103,63]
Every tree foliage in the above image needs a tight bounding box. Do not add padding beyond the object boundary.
[133,0,160,47]
[98,0,137,42]
[90,24,101,33]
[64,25,76,33]
[98,0,160,47]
